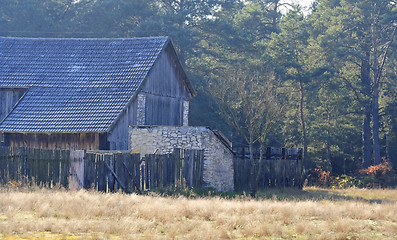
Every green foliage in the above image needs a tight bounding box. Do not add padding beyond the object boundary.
[331,175,363,189]
[307,170,364,189]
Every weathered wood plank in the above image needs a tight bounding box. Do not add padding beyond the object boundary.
[69,150,85,190]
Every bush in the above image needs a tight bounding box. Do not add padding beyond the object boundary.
[359,158,395,188]
[307,158,396,188]
[330,175,363,189]
[307,167,331,187]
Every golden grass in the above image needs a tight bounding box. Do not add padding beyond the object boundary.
[0,187,396,239]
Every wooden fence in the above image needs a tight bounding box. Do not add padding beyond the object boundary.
[0,146,70,187]
[0,146,204,193]
[82,149,204,193]
[234,147,304,191]
[0,146,303,192]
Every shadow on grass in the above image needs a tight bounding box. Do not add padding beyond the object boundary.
[147,187,239,199]
[255,187,395,204]
[149,186,395,204]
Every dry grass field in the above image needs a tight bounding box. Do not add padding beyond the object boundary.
[0,187,396,240]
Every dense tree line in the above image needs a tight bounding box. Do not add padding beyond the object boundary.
[1,0,396,177]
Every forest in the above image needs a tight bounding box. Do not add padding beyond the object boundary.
[0,0,396,183]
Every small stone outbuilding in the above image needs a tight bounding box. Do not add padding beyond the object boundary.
[129,126,234,191]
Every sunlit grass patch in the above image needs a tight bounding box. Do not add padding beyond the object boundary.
[0,187,396,239]
[0,232,120,240]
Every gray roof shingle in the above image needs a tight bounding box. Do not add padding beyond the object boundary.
[0,37,168,133]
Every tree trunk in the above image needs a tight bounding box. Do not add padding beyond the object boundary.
[299,81,308,167]
[326,109,332,172]
[271,1,279,33]
[249,142,257,198]
[362,113,372,168]
[256,141,265,185]
[361,55,372,168]
[370,15,383,166]
[386,112,397,167]
[372,78,381,165]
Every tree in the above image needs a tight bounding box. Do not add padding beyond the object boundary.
[268,8,313,167]
[74,0,155,37]
[188,0,286,135]
[0,0,60,37]
[207,65,283,196]
[312,0,397,167]
[137,0,226,65]
[383,47,397,169]
[0,0,156,38]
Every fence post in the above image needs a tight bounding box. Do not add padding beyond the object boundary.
[69,150,85,190]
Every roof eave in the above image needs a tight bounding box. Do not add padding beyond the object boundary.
[107,37,197,134]
[0,130,108,134]
[106,37,171,134]
[166,38,196,98]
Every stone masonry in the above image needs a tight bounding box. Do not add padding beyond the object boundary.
[136,94,146,125]
[183,100,189,126]
[129,126,234,191]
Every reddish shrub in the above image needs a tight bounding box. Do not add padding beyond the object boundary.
[359,158,394,188]
[308,167,331,187]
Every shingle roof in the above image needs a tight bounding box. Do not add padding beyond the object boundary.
[0,37,169,133]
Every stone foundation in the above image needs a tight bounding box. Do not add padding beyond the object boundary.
[129,126,234,191]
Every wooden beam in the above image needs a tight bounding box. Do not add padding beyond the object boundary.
[104,161,127,192]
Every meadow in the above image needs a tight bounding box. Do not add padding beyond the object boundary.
[0,187,396,239]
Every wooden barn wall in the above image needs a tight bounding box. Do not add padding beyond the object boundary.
[0,88,26,122]
[141,44,191,126]
[108,44,191,149]
[145,95,183,126]
[6,133,102,150]
[107,101,136,150]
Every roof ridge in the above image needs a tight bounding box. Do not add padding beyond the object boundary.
[0,36,169,41]
[27,86,135,89]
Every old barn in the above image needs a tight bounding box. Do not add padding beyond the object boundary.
[0,37,302,192]
[0,37,195,150]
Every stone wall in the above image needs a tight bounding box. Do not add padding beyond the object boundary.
[129,126,234,191]
[183,100,189,126]
[136,94,146,125]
